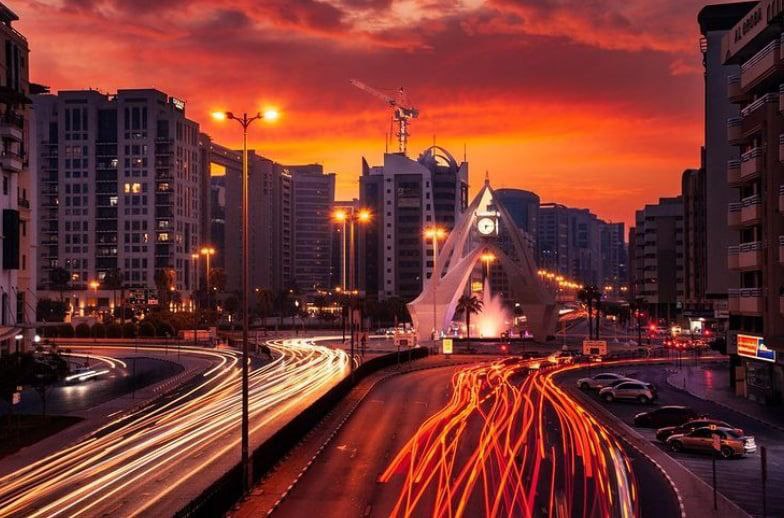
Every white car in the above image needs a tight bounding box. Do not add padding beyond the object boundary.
[576,372,630,391]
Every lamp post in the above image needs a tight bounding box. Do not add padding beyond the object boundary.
[191,253,199,347]
[212,107,278,497]
[200,246,215,309]
[332,208,371,366]
[424,226,446,345]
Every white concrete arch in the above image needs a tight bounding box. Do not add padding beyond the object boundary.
[408,179,557,341]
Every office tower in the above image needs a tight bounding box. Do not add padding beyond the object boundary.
[537,203,604,285]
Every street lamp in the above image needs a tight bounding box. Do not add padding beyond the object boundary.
[424,226,447,342]
[480,251,496,281]
[211,108,277,496]
[200,247,216,309]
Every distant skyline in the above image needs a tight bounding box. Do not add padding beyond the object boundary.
[18,0,713,225]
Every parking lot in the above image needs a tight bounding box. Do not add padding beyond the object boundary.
[560,363,784,517]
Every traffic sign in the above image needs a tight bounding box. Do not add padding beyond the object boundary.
[442,338,453,355]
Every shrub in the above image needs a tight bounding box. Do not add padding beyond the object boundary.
[106,323,122,338]
[122,322,137,338]
[157,321,176,338]
[58,324,75,338]
[139,321,156,338]
[91,323,106,338]
[74,323,91,338]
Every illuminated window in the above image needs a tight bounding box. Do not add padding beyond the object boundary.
[123,182,142,194]
[158,233,170,242]
[210,162,226,177]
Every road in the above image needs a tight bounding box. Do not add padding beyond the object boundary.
[0,338,349,517]
[560,362,784,517]
[276,358,680,518]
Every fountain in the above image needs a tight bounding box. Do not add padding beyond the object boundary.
[474,278,512,338]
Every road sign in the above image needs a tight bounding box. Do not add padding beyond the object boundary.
[442,338,453,355]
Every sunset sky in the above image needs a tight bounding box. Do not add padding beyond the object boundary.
[17,0,714,225]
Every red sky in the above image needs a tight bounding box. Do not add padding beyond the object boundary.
[17,0,714,225]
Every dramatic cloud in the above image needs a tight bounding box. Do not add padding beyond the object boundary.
[17,0,714,224]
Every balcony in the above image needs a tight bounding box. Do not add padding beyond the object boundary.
[728,202,742,228]
[740,147,764,181]
[728,117,743,144]
[741,93,778,118]
[0,151,22,172]
[727,159,741,185]
[729,241,764,271]
[0,115,23,142]
[740,194,762,225]
[729,74,746,102]
[741,39,781,90]
[780,185,784,213]
[780,84,784,112]
[728,288,763,315]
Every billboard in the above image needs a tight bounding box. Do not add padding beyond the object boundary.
[737,334,776,363]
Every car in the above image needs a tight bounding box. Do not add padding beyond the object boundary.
[667,427,756,458]
[656,418,740,442]
[633,406,699,428]
[576,372,630,390]
[599,380,657,404]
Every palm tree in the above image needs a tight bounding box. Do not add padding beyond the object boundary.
[49,267,71,302]
[578,285,602,340]
[456,295,483,341]
[154,268,176,308]
[102,268,124,323]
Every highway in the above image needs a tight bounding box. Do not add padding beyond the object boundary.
[0,338,348,517]
[276,358,680,518]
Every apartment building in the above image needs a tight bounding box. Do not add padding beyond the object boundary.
[537,203,605,285]
[628,197,684,320]
[34,89,201,311]
[359,146,468,301]
[722,0,784,403]
[0,3,34,352]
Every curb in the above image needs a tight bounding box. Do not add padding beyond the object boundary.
[665,370,784,434]
[254,359,477,517]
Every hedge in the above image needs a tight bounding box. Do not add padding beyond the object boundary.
[74,323,91,338]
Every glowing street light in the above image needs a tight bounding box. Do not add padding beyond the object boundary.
[212,106,279,496]
[424,226,448,342]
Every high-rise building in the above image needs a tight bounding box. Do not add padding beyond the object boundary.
[682,166,708,312]
[628,197,684,320]
[722,0,784,403]
[600,222,627,288]
[200,139,293,294]
[698,3,753,320]
[287,164,335,292]
[494,188,539,250]
[34,89,202,312]
[537,203,604,285]
[0,3,35,352]
[359,146,468,301]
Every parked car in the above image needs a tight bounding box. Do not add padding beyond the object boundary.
[666,427,756,458]
[633,406,699,428]
[656,418,739,442]
[576,372,630,390]
[599,380,657,404]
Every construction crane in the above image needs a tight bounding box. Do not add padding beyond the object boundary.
[350,79,419,155]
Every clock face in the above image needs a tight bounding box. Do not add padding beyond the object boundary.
[477,217,496,236]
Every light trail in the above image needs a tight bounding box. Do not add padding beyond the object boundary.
[380,358,639,518]
[0,338,348,517]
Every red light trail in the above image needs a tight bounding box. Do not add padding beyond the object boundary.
[379,358,638,518]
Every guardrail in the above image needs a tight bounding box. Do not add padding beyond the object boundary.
[175,347,430,518]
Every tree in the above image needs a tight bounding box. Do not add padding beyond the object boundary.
[49,267,71,302]
[255,288,274,320]
[223,293,240,318]
[578,285,602,340]
[455,295,483,341]
[36,298,67,323]
[102,268,125,324]
[209,268,227,293]
[154,268,176,308]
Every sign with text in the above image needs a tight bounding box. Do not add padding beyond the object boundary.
[442,338,453,355]
[737,334,776,363]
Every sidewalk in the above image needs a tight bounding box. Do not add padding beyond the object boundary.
[667,362,784,432]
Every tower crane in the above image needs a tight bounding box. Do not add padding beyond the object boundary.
[350,79,419,155]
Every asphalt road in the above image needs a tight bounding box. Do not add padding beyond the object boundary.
[276,361,680,517]
[560,363,784,517]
